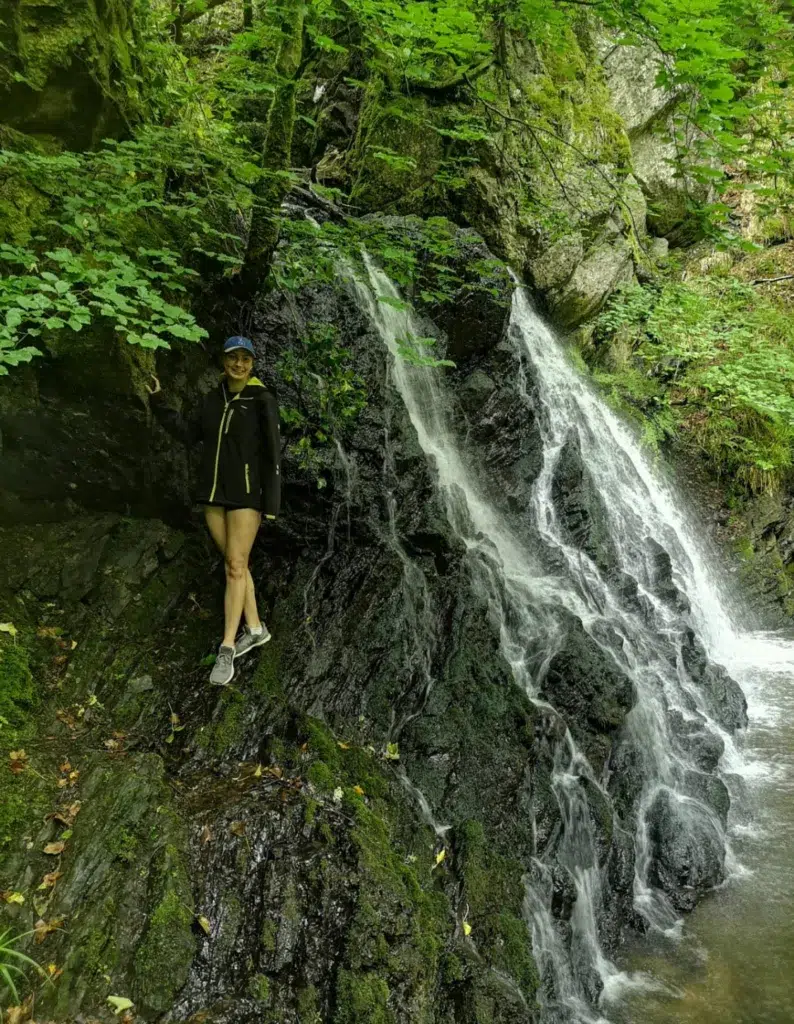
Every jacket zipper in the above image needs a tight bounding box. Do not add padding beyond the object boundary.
[208,386,240,502]
[245,463,251,494]
[225,409,234,434]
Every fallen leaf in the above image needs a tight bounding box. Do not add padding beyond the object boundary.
[1,891,25,905]
[70,639,78,650]
[59,761,72,773]
[253,764,263,778]
[43,841,65,856]
[197,915,211,936]
[229,821,246,837]
[37,625,61,638]
[57,778,68,788]
[384,742,400,761]
[104,739,120,751]
[68,801,82,819]
[353,785,365,796]
[68,770,79,783]
[38,871,62,890]
[34,917,64,943]
[107,995,134,1015]
[9,750,28,774]
[200,825,212,844]
[337,741,350,750]
[0,622,18,637]
[434,849,446,867]
[4,1007,24,1024]
[463,921,472,937]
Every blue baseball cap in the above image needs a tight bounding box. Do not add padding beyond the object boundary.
[224,336,255,356]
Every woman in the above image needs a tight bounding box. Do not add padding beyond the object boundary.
[148,336,281,686]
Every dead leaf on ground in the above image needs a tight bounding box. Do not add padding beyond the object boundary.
[4,1006,29,1024]
[104,739,120,751]
[34,916,64,943]
[43,841,65,856]
[353,785,365,796]
[197,915,211,936]
[37,626,61,639]
[9,750,28,774]
[38,871,62,890]
[59,760,72,773]
[0,891,25,905]
[68,770,79,783]
[337,741,351,750]
[57,777,68,788]
[229,821,246,837]
[200,825,212,844]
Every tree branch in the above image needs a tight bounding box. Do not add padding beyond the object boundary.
[752,274,794,285]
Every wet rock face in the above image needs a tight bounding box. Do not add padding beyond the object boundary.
[0,220,750,1022]
[646,788,726,913]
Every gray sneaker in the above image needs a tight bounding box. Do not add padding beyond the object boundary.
[209,645,236,686]
[234,624,271,658]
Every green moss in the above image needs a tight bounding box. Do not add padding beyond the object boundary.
[108,826,139,863]
[133,843,197,1013]
[307,760,335,793]
[251,973,271,1002]
[297,983,322,1023]
[458,820,539,1002]
[260,918,277,953]
[0,635,37,737]
[336,969,393,1024]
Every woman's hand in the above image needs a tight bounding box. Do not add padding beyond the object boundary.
[146,374,162,396]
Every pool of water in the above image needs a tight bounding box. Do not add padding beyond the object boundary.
[609,633,794,1024]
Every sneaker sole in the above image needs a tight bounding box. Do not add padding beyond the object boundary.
[235,632,272,659]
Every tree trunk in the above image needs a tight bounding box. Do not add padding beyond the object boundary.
[240,0,305,294]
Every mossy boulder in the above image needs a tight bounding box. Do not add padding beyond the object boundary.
[0,0,149,148]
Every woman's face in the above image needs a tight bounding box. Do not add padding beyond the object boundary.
[223,349,254,382]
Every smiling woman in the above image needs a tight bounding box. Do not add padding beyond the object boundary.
[148,335,282,686]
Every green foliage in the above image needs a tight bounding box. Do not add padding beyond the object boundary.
[594,276,794,492]
[0,928,47,1008]
[0,123,263,370]
[278,322,367,478]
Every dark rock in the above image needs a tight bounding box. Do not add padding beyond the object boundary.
[645,537,691,614]
[646,788,725,913]
[681,629,748,731]
[539,612,635,770]
[551,432,620,576]
[668,709,725,772]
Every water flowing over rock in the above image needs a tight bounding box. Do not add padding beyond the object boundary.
[0,225,747,1023]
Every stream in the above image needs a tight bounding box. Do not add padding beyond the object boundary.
[613,629,794,1024]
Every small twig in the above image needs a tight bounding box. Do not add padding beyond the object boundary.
[752,274,794,284]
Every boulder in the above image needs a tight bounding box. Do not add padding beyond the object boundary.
[547,240,634,326]
[0,0,147,148]
[646,788,725,912]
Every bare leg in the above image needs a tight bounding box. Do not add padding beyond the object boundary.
[204,506,261,631]
[222,508,261,648]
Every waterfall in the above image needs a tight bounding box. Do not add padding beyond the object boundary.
[354,258,749,1023]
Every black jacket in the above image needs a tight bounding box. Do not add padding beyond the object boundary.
[152,377,281,516]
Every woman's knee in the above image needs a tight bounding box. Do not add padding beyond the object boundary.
[225,553,248,581]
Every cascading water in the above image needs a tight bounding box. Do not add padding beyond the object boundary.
[354,258,750,1023]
